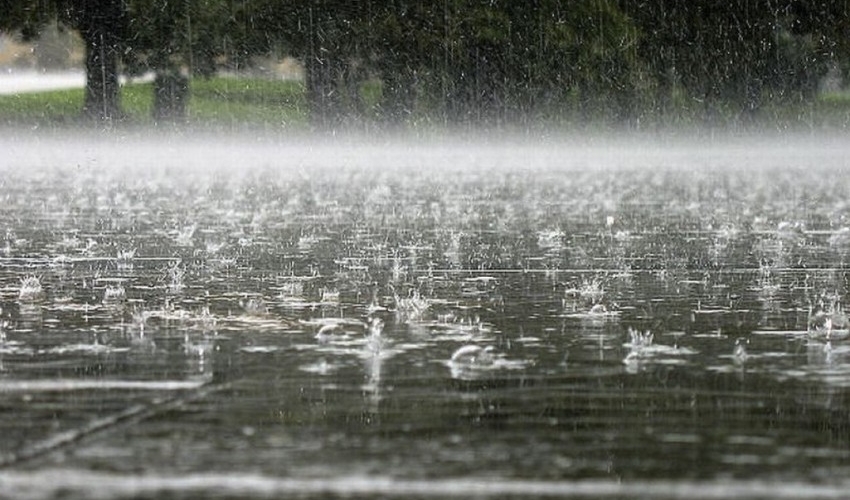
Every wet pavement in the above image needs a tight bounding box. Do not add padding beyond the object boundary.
[1,134,850,498]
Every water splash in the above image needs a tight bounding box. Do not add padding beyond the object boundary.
[18,276,45,303]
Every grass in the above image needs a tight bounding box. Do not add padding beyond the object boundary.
[0,87,88,126]
[2,73,850,133]
[0,76,309,130]
[189,77,307,127]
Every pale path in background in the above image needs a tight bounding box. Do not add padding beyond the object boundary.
[0,69,153,95]
[0,69,85,95]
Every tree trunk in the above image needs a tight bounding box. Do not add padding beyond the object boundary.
[80,30,121,121]
[153,70,189,123]
[74,0,125,122]
[380,63,415,126]
[305,54,343,129]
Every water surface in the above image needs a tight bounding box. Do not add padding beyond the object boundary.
[1,134,850,498]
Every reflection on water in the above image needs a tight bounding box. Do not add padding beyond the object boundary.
[2,136,850,497]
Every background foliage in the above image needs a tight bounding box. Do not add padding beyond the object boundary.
[1,0,848,127]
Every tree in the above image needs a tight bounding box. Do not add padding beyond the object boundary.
[123,0,303,122]
[0,0,126,122]
[6,0,850,127]
[0,0,55,39]
[295,1,373,128]
[123,0,223,121]
[124,0,195,121]
[66,0,127,121]
[622,0,850,123]
[363,0,643,126]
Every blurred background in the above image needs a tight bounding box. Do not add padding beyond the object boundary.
[1,1,850,131]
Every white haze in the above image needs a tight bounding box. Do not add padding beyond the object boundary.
[1,130,849,178]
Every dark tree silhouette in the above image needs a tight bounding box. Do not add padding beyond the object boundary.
[3,0,850,126]
[68,0,127,121]
[0,0,126,121]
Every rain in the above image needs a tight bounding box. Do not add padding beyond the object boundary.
[2,2,850,499]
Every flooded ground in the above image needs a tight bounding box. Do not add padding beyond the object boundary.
[1,133,850,498]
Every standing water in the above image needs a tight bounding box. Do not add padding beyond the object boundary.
[1,133,850,499]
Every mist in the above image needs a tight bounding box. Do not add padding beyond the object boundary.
[1,128,848,176]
